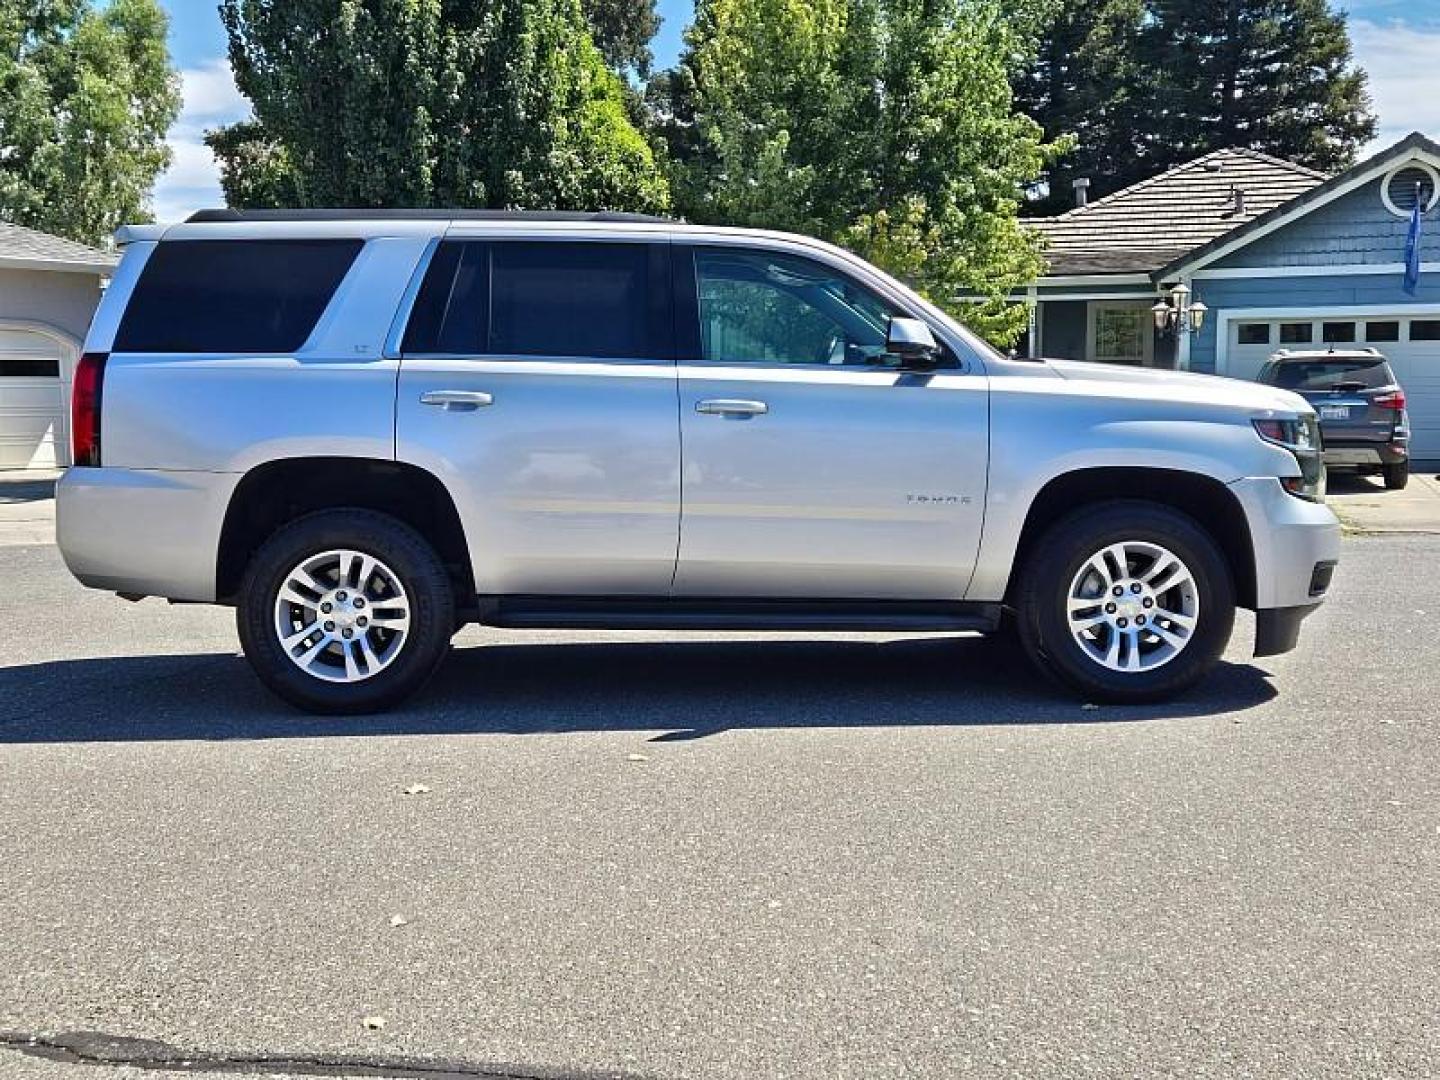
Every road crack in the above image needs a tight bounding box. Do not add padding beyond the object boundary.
[0,1030,647,1079]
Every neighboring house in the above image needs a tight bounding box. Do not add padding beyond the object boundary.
[0,223,116,469]
[1023,131,1440,460]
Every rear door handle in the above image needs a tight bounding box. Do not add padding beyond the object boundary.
[695,398,768,417]
[420,390,493,411]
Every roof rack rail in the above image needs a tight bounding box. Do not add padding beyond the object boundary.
[184,208,676,225]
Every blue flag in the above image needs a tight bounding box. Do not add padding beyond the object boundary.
[1403,195,1422,296]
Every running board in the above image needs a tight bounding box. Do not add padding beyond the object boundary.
[475,597,1001,633]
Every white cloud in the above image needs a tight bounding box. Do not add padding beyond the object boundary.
[179,59,249,124]
[1350,19,1440,152]
[150,59,250,223]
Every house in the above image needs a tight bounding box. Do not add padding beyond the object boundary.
[1023,131,1440,461]
[0,222,116,469]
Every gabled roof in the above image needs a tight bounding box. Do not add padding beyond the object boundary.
[0,221,117,274]
[1031,148,1328,277]
[1157,130,1440,279]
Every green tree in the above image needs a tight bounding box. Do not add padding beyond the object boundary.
[1012,0,1148,214]
[0,0,180,246]
[212,0,669,214]
[582,0,661,75]
[664,0,1062,343]
[1141,0,1375,175]
[1016,0,1376,209]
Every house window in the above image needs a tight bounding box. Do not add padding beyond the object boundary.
[0,354,60,378]
[1411,320,1440,342]
[1088,303,1152,366]
[1322,321,1357,343]
[1365,321,1400,343]
[1237,323,1271,346]
[1279,322,1313,344]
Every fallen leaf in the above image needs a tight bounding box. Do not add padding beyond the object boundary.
[361,1016,386,1031]
[402,784,431,796]
[626,753,650,763]
[389,914,409,928]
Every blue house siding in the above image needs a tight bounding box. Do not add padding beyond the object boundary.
[1188,273,1440,373]
[1212,177,1440,270]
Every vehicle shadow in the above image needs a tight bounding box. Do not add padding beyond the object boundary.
[0,475,57,504]
[0,633,1278,744]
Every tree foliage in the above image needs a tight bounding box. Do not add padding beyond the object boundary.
[1016,0,1376,211]
[0,0,180,246]
[582,0,661,75]
[1012,0,1147,214]
[212,0,669,214]
[658,0,1064,344]
[1142,0,1376,174]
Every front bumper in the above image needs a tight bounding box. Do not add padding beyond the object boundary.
[1227,476,1341,655]
[57,467,239,602]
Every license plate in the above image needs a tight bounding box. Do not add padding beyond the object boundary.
[1320,405,1350,420]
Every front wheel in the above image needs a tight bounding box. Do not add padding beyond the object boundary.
[1015,502,1235,703]
[237,510,456,714]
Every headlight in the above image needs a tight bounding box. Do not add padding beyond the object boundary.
[1254,416,1326,502]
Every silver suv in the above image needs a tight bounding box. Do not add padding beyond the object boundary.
[57,210,1340,714]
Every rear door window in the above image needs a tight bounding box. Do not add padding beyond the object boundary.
[114,239,363,353]
[403,240,671,360]
[1268,359,1395,391]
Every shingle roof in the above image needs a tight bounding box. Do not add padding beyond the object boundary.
[1156,131,1440,279]
[1031,148,1328,277]
[0,221,117,272]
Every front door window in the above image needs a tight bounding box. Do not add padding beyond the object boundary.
[1089,303,1153,366]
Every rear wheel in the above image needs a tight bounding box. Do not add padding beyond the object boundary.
[1015,502,1235,703]
[1383,460,1409,490]
[238,510,455,714]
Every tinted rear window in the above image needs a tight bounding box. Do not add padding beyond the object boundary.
[1266,359,1395,391]
[115,239,363,353]
[403,240,669,359]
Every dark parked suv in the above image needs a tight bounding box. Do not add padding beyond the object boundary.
[1257,349,1411,490]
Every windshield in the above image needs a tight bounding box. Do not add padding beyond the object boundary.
[1260,358,1395,391]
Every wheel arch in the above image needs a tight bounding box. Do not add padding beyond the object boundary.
[1006,467,1257,610]
[216,457,474,611]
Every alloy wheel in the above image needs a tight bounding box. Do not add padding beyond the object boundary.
[273,549,411,683]
[1066,540,1200,673]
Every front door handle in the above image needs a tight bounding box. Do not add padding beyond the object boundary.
[420,390,493,411]
[695,398,769,418]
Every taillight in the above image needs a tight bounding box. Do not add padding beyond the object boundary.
[1373,389,1406,411]
[72,352,107,466]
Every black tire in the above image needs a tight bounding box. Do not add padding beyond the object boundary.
[1383,460,1409,490]
[1014,501,1235,704]
[237,509,455,715]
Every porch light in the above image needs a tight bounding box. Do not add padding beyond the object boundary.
[1153,283,1206,336]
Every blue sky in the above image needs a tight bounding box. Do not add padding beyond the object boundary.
[151,0,1440,220]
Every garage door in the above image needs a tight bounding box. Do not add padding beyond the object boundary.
[1227,314,1440,459]
[0,327,70,469]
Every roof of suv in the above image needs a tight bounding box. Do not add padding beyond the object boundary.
[1268,348,1389,363]
[186,208,675,225]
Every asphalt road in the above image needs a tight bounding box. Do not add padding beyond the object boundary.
[1,535,1437,1079]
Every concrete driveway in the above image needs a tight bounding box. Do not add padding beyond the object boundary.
[1327,467,1440,534]
[0,470,60,547]
[1,494,1438,1077]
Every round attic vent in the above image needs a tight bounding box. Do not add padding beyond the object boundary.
[1381,162,1439,218]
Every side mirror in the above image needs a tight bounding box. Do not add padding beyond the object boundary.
[886,317,942,369]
